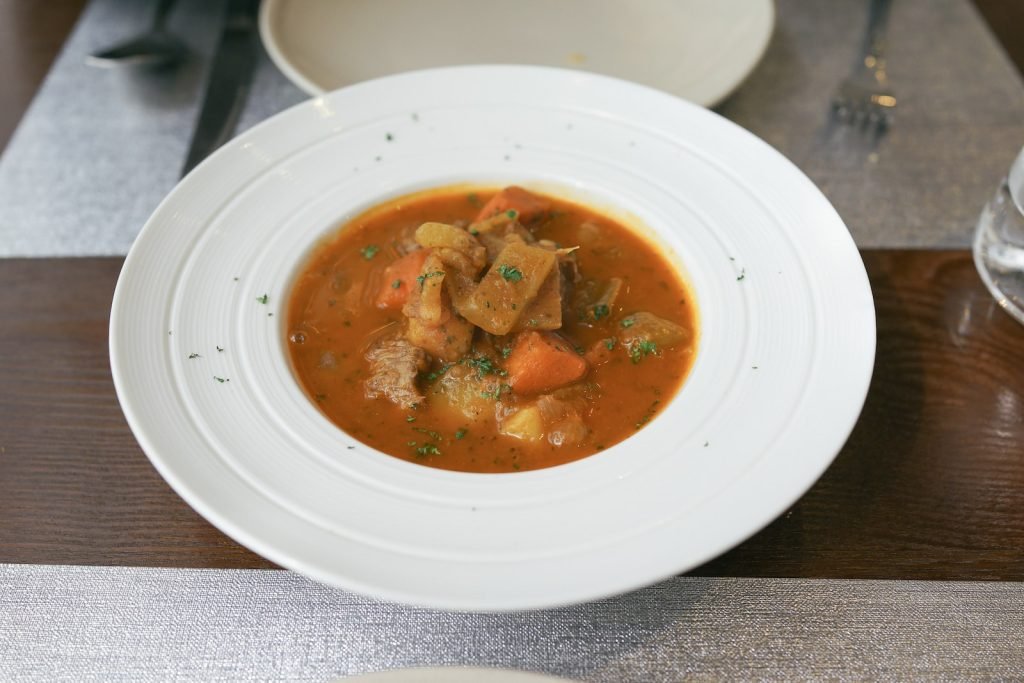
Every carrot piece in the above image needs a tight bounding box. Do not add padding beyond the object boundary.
[375,249,430,310]
[474,186,551,224]
[506,331,588,395]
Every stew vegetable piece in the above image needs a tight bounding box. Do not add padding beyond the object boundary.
[287,185,697,473]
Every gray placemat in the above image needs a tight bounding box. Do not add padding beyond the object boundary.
[2,565,1023,682]
[1,0,1022,256]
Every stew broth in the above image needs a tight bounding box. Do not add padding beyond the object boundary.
[286,186,697,473]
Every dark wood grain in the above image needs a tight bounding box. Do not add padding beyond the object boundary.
[973,0,1024,77]
[694,250,1024,579]
[1,251,1023,578]
[0,258,275,569]
[0,0,88,153]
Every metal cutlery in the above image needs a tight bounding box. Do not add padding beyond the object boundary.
[86,0,186,69]
[831,0,897,129]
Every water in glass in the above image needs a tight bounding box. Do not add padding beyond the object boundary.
[974,146,1024,325]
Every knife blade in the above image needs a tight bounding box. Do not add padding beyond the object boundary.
[181,0,261,177]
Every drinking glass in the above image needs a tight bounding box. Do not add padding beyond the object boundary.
[974,145,1024,325]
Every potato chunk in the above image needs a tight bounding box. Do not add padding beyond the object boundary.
[406,315,474,362]
[619,311,690,348]
[499,405,545,441]
[456,242,557,335]
[414,222,486,273]
[427,364,497,423]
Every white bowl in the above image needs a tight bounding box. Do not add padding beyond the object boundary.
[110,65,874,611]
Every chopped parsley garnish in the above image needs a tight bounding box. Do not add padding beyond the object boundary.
[413,426,443,441]
[464,355,505,379]
[415,443,441,457]
[620,317,635,328]
[406,416,416,422]
[501,346,513,359]
[425,362,453,382]
[188,352,201,359]
[455,428,467,440]
[629,339,658,364]
[360,245,380,260]
[416,270,445,290]
[592,304,610,320]
[213,376,229,383]
[480,383,511,400]
[497,264,523,282]
[391,279,402,289]
[635,399,661,429]
[505,209,518,219]
[256,294,269,304]
[385,132,394,141]
[216,346,224,352]
[604,338,616,351]
[469,228,479,235]
[737,268,746,281]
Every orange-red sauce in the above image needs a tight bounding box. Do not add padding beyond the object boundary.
[286,186,697,473]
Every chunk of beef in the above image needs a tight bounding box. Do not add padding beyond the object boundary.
[364,338,428,409]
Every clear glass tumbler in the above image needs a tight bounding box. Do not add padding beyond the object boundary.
[974,146,1024,325]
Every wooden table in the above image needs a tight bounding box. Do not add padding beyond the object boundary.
[2,0,1024,581]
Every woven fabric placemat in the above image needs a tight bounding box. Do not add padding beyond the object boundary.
[1,0,1022,256]
[3,565,1023,681]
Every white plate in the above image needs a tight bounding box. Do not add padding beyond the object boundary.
[110,65,874,611]
[259,0,774,107]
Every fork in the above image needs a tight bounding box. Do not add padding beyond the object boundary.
[831,0,897,128]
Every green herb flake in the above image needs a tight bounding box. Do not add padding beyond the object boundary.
[455,428,467,440]
[256,294,269,304]
[737,268,746,282]
[188,352,201,359]
[361,245,380,260]
[385,132,394,142]
[406,416,416,423]
[416,270,445,290]
[497,264,523,282]
[480,383,512,400]
[464,356,503,379]
[213,376,229,383]
[620,317,635,328]
[635,399,662,429]
[426,362,453,382]
[469,228,480,236]
[592,304,610,320]
[391,279,402,289]
[415,443,441,457]
[505,209,518,219]
[604,338,616,351]
[216,346,224,352]
[501,346,513,359]
[412,426,442,441]
[629,339,658,364]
